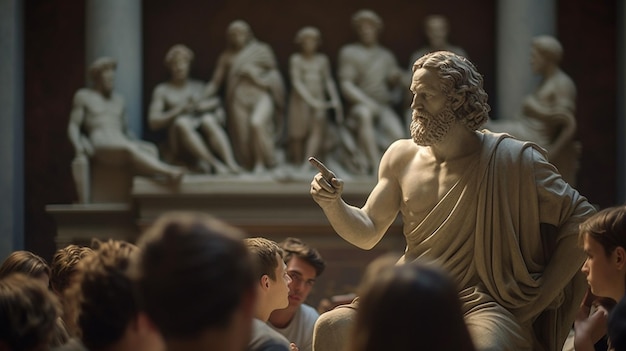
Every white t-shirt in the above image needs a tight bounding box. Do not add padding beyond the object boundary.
[268,304,319,351]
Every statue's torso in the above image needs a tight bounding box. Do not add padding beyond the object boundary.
[81,90,125,137]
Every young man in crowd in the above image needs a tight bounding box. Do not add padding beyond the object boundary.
[268,238,325,351]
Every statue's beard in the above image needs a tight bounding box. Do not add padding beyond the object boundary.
[410,107,456,146]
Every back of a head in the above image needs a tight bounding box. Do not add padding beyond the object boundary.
[68,239,138,350]
[135,212,255,340]
[0,250,50,281]
[350,260,476,351]
[532,35,563,65]
[0,273,60,351]
[51,244,94,294]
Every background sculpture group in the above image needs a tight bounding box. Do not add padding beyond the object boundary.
[67,9,580,203]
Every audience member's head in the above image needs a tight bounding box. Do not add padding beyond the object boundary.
[0,251,50,287]
[50,245,94,295]
[279,237,325,308]
[0,273,60,351]
[244,237,292,321]
[66,239,163,351]
[579,205,626,302]
[348,258,476,351]
[134,212,256,351]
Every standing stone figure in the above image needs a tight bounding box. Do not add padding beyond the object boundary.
[409,15,468,65]
[287,27,343,171]
[487,35,579,184]
[337,9,406,175]
[68,57,184,203]
[203,20,286,173]
[148,44,241,174]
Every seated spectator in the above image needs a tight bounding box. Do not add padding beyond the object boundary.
[64,239,164,351]
[0,273,60,351]
[244,237,294,351]
[268,238,326,351]
[575,205,626,351]
[347,257,476,351]
[134,212,257,351]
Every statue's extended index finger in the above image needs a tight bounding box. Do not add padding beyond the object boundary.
[308,156,336,182]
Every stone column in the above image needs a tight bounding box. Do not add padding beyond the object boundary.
[0,0,24,258]
[618,0,626,203]
[86,0,143,136]
[496,0,556,119]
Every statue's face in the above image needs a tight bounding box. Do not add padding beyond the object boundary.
[409,68,455,146]
[228,28,249,50]
[169,55,190,81]
[356,21,379,46]
[300,36,318,55]
[99,66,115,93]
[530,47,546,74]
[425,18,448,47]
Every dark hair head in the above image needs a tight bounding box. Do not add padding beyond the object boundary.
[134,212,255,339]
[244,237,283,281]
[0,251,50,282]
[67,239,138,350]
[413,51,490,130]
[279,237,325,277]
[579,205,626,257]
[50,245,94,294]
[350,259,476,351]
[0,273,60,351]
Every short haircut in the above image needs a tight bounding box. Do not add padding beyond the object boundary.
[68,240,138,351]
[50,244,94,294]
[164,44,194,66]
[532,35,563,64]
[279,237,326,277]
[88,57,117,82]
[244,237,284,281]
[134,212,255,339]
[0,250,50,281]
[578,205,626,257]
[413,51,490,130]
[0,273,60,351]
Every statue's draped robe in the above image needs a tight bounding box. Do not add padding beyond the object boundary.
[225,40,285,169]
[399,132,594,351]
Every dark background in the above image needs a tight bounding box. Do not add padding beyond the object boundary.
[24,0,618,271]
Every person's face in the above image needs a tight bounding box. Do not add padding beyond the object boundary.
[300,36,318,55]
[581,234,623,299]
[169,55,190,82]
[285,256,317,308]
[100,66,115,93]
[356,21,379,46]
[229,28,249,50]
[410,67,455,146]
[530,47,547,74]
[426,18,448,47]
[270,254,292,310]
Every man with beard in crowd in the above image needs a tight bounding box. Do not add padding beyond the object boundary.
[310,51,595,351]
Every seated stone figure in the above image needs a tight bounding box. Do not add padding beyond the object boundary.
[148,44,241,175]
[337,9,406,175]
[203,20,286,173]
[487,35,580,184]
[68,57,183,203]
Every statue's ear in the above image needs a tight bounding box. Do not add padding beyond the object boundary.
[451,92,466,111]
[90,238,103,250]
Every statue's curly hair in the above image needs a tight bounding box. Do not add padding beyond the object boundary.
[413,51,490,130]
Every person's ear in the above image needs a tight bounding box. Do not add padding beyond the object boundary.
[614,247,626,271]
[260,275,271,290]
